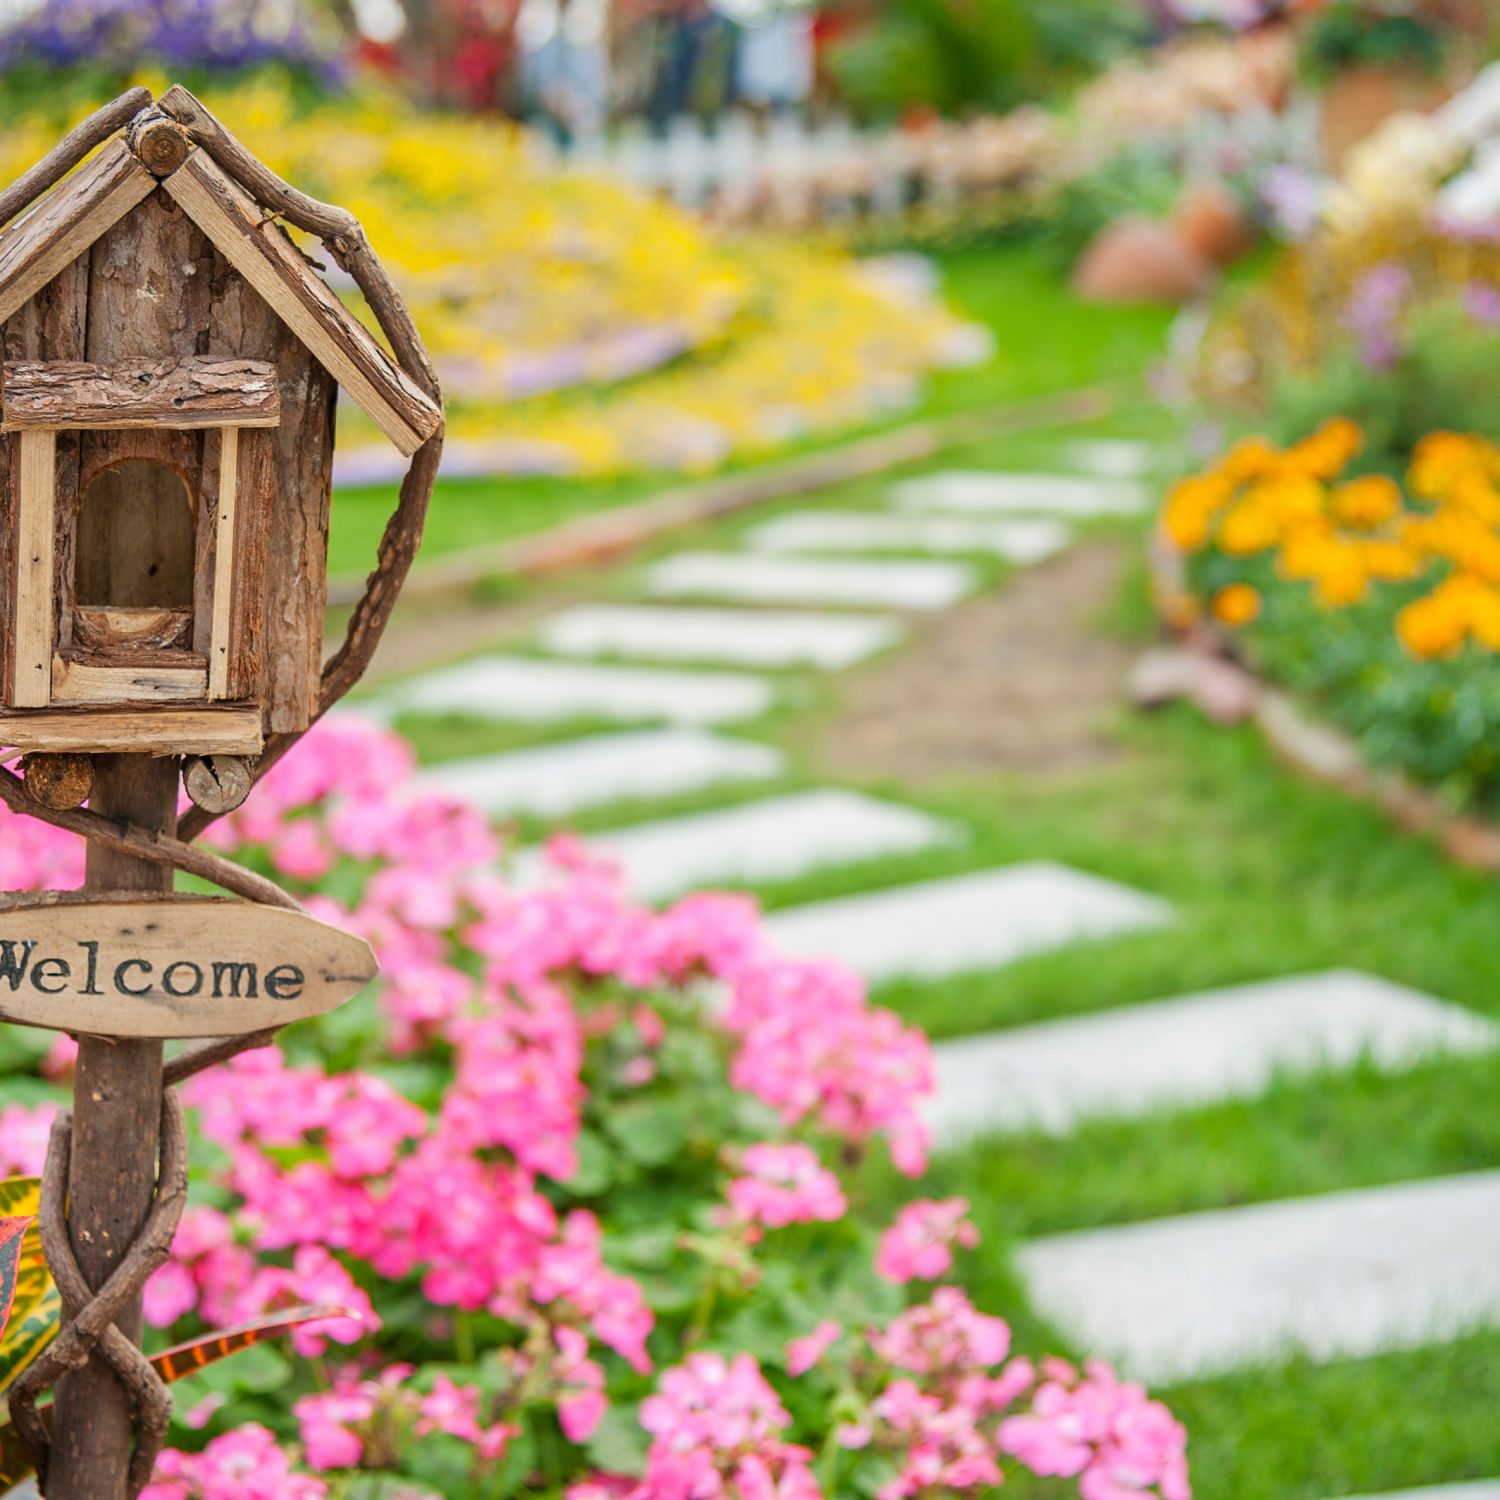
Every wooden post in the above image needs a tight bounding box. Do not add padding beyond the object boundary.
[46,754,176,1500]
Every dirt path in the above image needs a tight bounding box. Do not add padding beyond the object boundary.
[815,538,1135,783]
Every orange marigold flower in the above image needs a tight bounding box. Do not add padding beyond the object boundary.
[1211,583,1261,628]
[1162,474,1232,553]
[1311,545,1369,608]
[1330,474,1401,530]
[1290,418,1363,481]
[1219,500,1281,556]
[1362,540,1424,582]
[1219,436,1282,483]
[1396,592,1465,659]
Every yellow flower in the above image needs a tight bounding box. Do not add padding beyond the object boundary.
[1211,583,1261,627]
[1219,499,1281,556]
[1162,474,1232,553]
[1330,474,1400,530]
[1288,418,1363,481]
[1397,590,1465,659]
[1218,436,1282,483]
[1310,544,1370,608]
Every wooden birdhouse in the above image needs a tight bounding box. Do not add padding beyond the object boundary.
[0,105,442,776]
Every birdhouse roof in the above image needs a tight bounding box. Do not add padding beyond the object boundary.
[0,134,441,457]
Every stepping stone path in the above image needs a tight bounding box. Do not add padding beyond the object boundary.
[892,471,1149,516]
[536,604,904,668]
[388,435,1498,1488]
[415,729,783,817]
[743,511,1072,563]
[1336,1486,1500,1500]
[762,863,1171,984]
[1063,438,1161,477]
[1017,1171,1500,1384]
[380,654,774,726]
[646,551,978,610]
[928,971,1499,1143]
[511,789,962,900]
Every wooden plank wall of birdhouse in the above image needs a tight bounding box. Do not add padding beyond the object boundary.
[73,189,213,663]
[0,249,89,703]
[0,184,336,730]
[201,221,337,733]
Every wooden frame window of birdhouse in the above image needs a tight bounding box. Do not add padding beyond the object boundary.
[3,356,281,712]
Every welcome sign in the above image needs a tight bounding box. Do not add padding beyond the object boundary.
[0,895,377,1038]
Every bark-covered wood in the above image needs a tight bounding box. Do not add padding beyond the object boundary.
[2,357,280,430]
[47,755,175,1500]
[162,150,439,455]
[0,89,152,233]
[0,762,296,908]
[0,142,156,328]
[155,84,441,403]
[177,428,442,842]
[73,606,192,653]
[4,246,89,670]
[182,753,252,814]
[21,751,92,810]
[202,240,332,731]
[0,703,261,755]
[125,112,190,179]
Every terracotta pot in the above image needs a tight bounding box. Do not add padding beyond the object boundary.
[1319,63,1454,173]
[1171,180,1256,268]
[1071,216,1216,305]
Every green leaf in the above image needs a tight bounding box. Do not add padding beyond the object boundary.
[0,1220,32,1351]
[565,1128,617,1196]
[0,1283,59,1399]
[0,1305,350,1494]
[607,1101,690,1167]
[582,1401,648,1478]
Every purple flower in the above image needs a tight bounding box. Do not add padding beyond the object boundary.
[1260,164,1323,242]
[1464,281,1500,329]
[0,0,340,78]
[1343,262,1413,372]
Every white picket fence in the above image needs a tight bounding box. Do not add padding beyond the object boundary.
[530,111,993,224]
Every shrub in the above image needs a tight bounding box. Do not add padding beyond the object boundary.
[1162,421,1500,814]
[0,719,1190,1499]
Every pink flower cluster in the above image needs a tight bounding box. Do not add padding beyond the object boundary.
[141,1424,327,1500]
[999,1360,1192,1500]
[724,1143,848,1231]
[638,1352,821,1500]
[0,1099,57,1176]
[875,1198,980,1284]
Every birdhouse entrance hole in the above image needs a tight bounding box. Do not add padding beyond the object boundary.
[76,460,196,611]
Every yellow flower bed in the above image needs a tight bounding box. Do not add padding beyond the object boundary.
[0,78,967,475]
[1165,422,1500,659]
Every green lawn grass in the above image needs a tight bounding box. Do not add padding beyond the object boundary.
[326,240,1177,582]
[383,395,1500,1499]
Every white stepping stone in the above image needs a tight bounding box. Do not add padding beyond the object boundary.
[512,789,962,900]
[1063,439,1161,478]
[743,512,1071,564]
[892,471,1148,517]
[1335,1487,1500,1500]
[1018,1171,1500,1385]
[380,655,773,726]
[536,604,903,669]
[929,971,1498,1144]
[646,552,977,611]
[416,729,783,817]
[762,862,1171,984]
